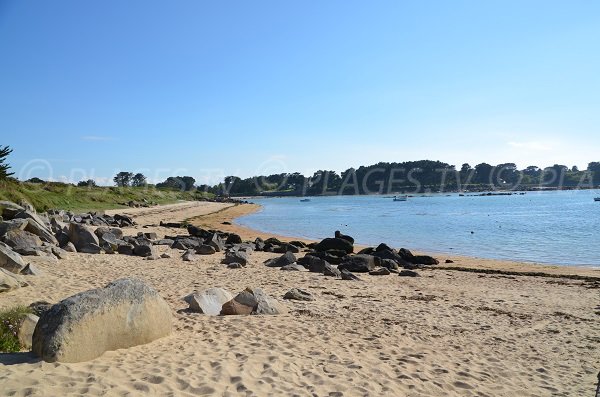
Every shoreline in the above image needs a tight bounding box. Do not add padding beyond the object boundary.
[190,202,600,278]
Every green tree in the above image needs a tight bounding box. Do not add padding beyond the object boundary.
[77,179,97,187]
[113,172,133,187]
[0,146,14,180]
[131,173,147,187]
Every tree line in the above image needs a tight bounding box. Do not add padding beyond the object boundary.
[213,161,600,196]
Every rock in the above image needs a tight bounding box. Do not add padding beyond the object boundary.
[227,262,244,269]
[2,228,42,250]
[221,288,285,315]
[0,241,26,273]
[334,230,354,244]
[410,255,439,265]
[376,243,394,252]
[340,269,360,281]
[15,211,58,245]
[372,249,412,268]
[314,237,353,254]
[117,244,134,255]
[133,244,155,257]
[254,237,265,251]
[272,243,300,254]
[32,278,172,363]
[0,219,28,238]
[29,301,53,317]
[283,288,314,301]
[369,267,391,276]
[445,259,454,264]
[380,258,399,271]
[17,313,39,350]
[280,264,306,271]
[184,288,233,315]
[20,263,42,276]
[187,225,209,238]
[68,223,101,254]
[207,233,225,252]
[0,268,27,292]
[338,254,379,273]
[323,263,341,277]
[160,253,171,259]
[307,250,344,265]
[225,233,242,245]
[298,255,329,273]
[182,249,197,262]
[222,250,249,266]
[153,239,175,246]
[288,240,307,248]
[142,232,157,240]
[171,238,201,250]
[398,270,420,277]
[195,244,216,255]
[62,242,77,252]
[51,246,68,259]
[264,252,296,268]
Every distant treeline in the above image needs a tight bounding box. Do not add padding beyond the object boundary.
[206,161,600,196]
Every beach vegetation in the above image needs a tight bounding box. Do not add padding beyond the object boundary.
[0,306,33,353]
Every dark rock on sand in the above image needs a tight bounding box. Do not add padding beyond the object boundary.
[222,250,249,266]
[335,230,355,244]
[338,254,379,273]
[398,270,420,277]
[340,269,360,281]
[283,288,314,301]
[195,244,217,255]
[314,238,353,254]
[264,252,296,268]
[369,267,391,276]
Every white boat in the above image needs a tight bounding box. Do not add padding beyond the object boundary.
[393,195,408,202]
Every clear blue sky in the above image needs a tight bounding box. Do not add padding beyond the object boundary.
[1,0,599,185]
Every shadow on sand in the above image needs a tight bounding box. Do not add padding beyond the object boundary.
[0,352,41,366]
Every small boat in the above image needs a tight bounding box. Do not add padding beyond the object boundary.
[300,198,311,202]
[594,197,600,202]
[393,195,407,202]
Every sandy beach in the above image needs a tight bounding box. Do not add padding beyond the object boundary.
[1,201,599,397]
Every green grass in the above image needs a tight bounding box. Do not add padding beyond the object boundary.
[0,179,213,213]
[0,306,33,353]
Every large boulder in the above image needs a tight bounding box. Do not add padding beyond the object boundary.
[298,255,329,272]
[3,228,43,250]
[264,252,296,268]
[68,223,101,254]
[314,237,353,254]
[0,241,26,273]
[225,233,243,245]
[0,268,27,292]
[11,210,58,245]
[184,288,233,315]
[338,254,379,273]
[32,278,172,363]
[334,230,355,244]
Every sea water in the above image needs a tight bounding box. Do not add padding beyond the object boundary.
[236,190,600,267]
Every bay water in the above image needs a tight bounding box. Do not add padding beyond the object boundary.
[236,190,600,267]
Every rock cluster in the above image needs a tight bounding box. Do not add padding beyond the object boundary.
[184,287,286,316]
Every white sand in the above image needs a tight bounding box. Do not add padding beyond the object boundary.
[1,202,598,396]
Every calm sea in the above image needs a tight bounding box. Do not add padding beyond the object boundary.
[236,190,600,267]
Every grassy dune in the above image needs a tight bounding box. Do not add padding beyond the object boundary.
[0,180,211,213]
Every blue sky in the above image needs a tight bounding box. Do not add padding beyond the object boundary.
[1,0,599,185]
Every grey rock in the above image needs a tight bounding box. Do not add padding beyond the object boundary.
[314,237,353,254]
[184,288,233,315]
[338,254,379,273]
[0,268,27,292]
[227,262,245,269]
[68,223,101,254]
[133,244,155,257]
[369,267,391,276]
[323,264,341,277]
[20,263,42,276]
[283,288,314,301]
[32,278,172,362]
[195,244,216,255]
[280,264,306,271]
[222,250,249,266]
[340,269,360,281]
[264,252,296,268]
[18,313,39,350]
[61,242,77,253]
[182,249,197,261]
[398,270,420,277]
[0,241,26,273]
